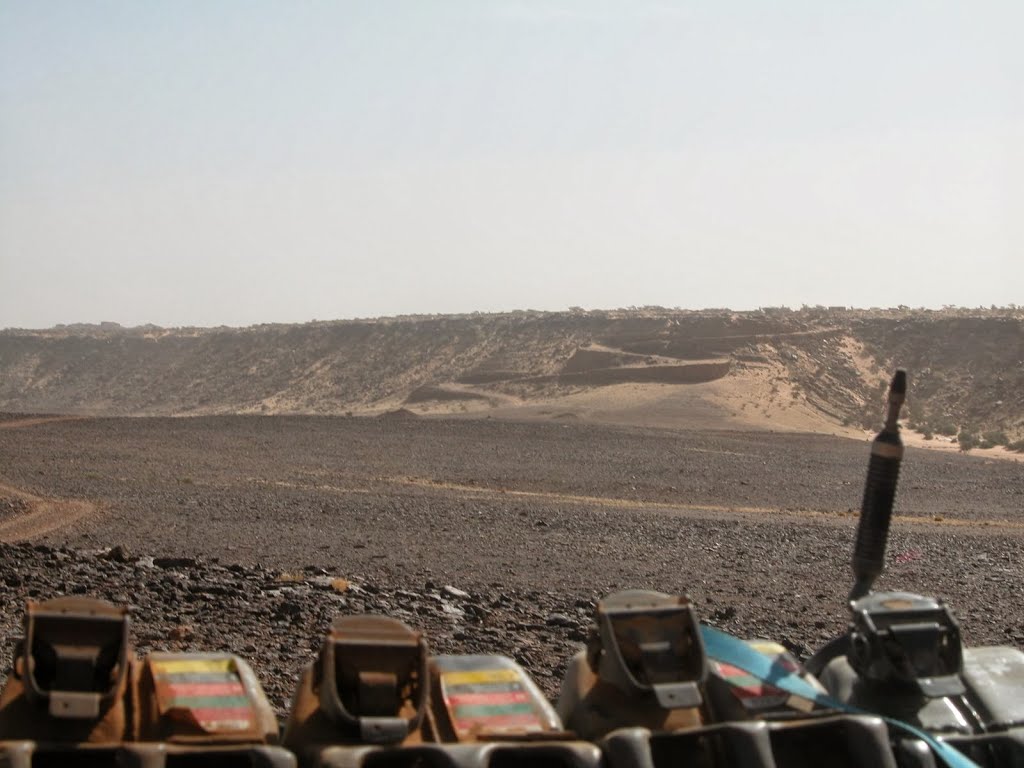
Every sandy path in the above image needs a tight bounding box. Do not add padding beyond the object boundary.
[0,416,88,430]
[0,417,98,539]
[255,475,1024,532]
[0,483,97,542]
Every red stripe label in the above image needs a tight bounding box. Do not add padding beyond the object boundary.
[165,682,246,698]
[447,691,531,707]
[731,683,785,699]
[716,663,748,678]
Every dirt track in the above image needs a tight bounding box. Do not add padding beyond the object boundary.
[0,417,99,539]
[0,415,87,430]
[0,482,96,541]
[0,414,1021,711]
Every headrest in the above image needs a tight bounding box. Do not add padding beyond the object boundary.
[849,591,965,697]
[317,615,429,744]
[591,590,707,709]
[23,597,130,719]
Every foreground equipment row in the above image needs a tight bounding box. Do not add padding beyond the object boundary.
[1,585,1022,767]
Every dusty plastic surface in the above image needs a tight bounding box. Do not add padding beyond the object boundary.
[432,654,563,741]
[0,598,295,767]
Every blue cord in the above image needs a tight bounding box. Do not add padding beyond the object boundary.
[699,624,981,768]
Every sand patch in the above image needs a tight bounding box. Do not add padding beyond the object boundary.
[0,483,98,541]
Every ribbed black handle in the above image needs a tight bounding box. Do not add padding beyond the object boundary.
[850,437,902,599]
[849,370,906,601]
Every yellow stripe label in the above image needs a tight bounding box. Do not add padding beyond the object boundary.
[442,669,521,686]
[747,641,787,656]
[151,659,236,675]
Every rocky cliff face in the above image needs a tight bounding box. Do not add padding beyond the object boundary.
[1,308,1021,442]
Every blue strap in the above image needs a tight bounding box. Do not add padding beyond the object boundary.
[699,624,981,768]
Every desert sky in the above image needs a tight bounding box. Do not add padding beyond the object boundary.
[1,1,1021,328]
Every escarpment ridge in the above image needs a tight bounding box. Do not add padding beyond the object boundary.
[2,307,1021,444]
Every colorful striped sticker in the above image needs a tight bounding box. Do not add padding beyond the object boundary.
[150,657,256,733]
[745,642,801,674]
[740,642,814,712]
[441,668,545,738]
[442,669,522,686]
[712,659,790,710]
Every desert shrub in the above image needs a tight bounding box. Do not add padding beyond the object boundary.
[957,429,978,452]
[1007,439,1024,453]
[922,429,934,440]
[933,417,958,436]
[982,429,1008,446]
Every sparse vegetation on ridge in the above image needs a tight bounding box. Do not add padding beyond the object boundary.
[0,308,1021,443]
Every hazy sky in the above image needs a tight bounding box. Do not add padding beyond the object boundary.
[1,1,1021,328]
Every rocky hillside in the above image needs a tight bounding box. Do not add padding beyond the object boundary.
[1,308,1021,444]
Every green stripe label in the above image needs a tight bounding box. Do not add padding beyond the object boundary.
[453,702,535,719]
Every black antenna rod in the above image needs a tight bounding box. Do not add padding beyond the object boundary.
[849,370,907,601]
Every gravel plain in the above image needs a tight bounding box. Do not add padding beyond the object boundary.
[0,414,1021,715]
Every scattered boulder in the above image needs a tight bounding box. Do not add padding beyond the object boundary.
[102,544,130,563]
